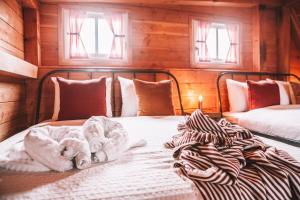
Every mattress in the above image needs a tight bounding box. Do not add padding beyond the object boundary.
[0,116,200,200]
[224,104,300,142]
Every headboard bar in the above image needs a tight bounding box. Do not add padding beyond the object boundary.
[217,71,300,117]
[35,68,184,124]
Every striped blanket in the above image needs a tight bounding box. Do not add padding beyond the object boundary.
[165,110,300,200]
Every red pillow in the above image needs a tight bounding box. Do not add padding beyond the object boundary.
[56,77,107,120]
[247,80,280,110]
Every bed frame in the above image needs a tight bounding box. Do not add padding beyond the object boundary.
[35,68,184,124]
[216,71,300,147]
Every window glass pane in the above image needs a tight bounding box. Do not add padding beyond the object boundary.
[98,18,114,56]
[80,17,96,55]
[218,28,230,60]
[206,27,216,60]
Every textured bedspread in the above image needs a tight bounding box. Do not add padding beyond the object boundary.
[0,117,200,200]
[166,110,300,200]
[224,104,300,141]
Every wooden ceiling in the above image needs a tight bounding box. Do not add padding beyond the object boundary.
[39,0,287,8]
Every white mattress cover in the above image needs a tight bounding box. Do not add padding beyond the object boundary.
[223,104,300,141]
[0,116,201,200]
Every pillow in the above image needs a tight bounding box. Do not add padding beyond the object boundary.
[51,77,107,121]
[133,79,175,116]
[289,81,300,104]
[52,77,112,120]
[118,76,138,117]
[226,79,248,112]
[266,79,291,105]
[247,80,280,110]
[105,78,113,117]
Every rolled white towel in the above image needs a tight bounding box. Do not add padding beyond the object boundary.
[59,138,91,170]
[24,127,73,172]
[0,142,50,172]
[83,116,106,153]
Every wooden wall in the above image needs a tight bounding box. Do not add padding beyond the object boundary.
[0,0,28,141]
[290,42,300,78]
[290,5,300,79]
[28,2,282,124]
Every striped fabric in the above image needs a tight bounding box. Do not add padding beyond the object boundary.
[165,110,300,200]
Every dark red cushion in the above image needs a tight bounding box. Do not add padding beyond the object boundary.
[247,80,280,110]
[57,77,106,120]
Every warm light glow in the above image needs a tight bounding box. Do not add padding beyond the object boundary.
[198,95,203,102]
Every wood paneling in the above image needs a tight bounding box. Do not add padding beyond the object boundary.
[0,0,31,141]
[24,8,41,66]
[0,0,24,59]
[39,0,284,8]
[32,2,282,124]
[0,77,27,141]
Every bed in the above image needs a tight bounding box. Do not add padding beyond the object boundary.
[1,68,300,199]
[217,71,300,146]
[2,116,300,199]
[0,68,198,200]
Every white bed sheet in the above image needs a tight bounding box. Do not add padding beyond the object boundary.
[1,115,300,200]
[224,104,300,142]
[0,116,200,200]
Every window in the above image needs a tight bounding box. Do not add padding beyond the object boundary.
[191,19,240,67]
[60,8,129,64]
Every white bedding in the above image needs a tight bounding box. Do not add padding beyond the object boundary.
[224,104,300,142]
[0,116,200,200]
[1,116,300,200]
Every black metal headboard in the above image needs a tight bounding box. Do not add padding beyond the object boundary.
[35,68,184,124]
[217,71,300,117]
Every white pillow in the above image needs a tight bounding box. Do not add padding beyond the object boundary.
[226,79,248,112]
[266,79,291,105]
[106,78,113,117]
[118,76,138,117]
[51,77,112,120]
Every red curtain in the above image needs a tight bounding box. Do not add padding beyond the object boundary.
[69,10,88,58]
[226,24,239,63]
[197,21,211,62]
[106,13,125,59]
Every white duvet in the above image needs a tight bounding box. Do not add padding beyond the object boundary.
[227,104,300,141]
[0,116,200,200]
[1,115,300,200]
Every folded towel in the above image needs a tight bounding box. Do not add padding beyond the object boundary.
[59,138,91,169]
[0,142,50,172]
[1,116,146,172]
[83,116,129,162]
[24,127,74,172]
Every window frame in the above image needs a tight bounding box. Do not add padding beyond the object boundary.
[58,5,131,66]
[190,16,241,69]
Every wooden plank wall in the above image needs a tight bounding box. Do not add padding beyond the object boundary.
[290,39,300,79]
[0,0,28,141]
[28,2,282,125]
[290,5,300,80]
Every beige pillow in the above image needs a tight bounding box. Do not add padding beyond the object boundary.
[133,79,175,116]
[266,79,291,105]
[290,81,300,104]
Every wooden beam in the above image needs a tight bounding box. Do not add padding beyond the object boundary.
[278,7,291,73]
[252,5,261,72]
[39,0,284,8]
[0,51,38,78]
[21,0,38,9]
[24,8,41,66]
[291,8,300,50]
